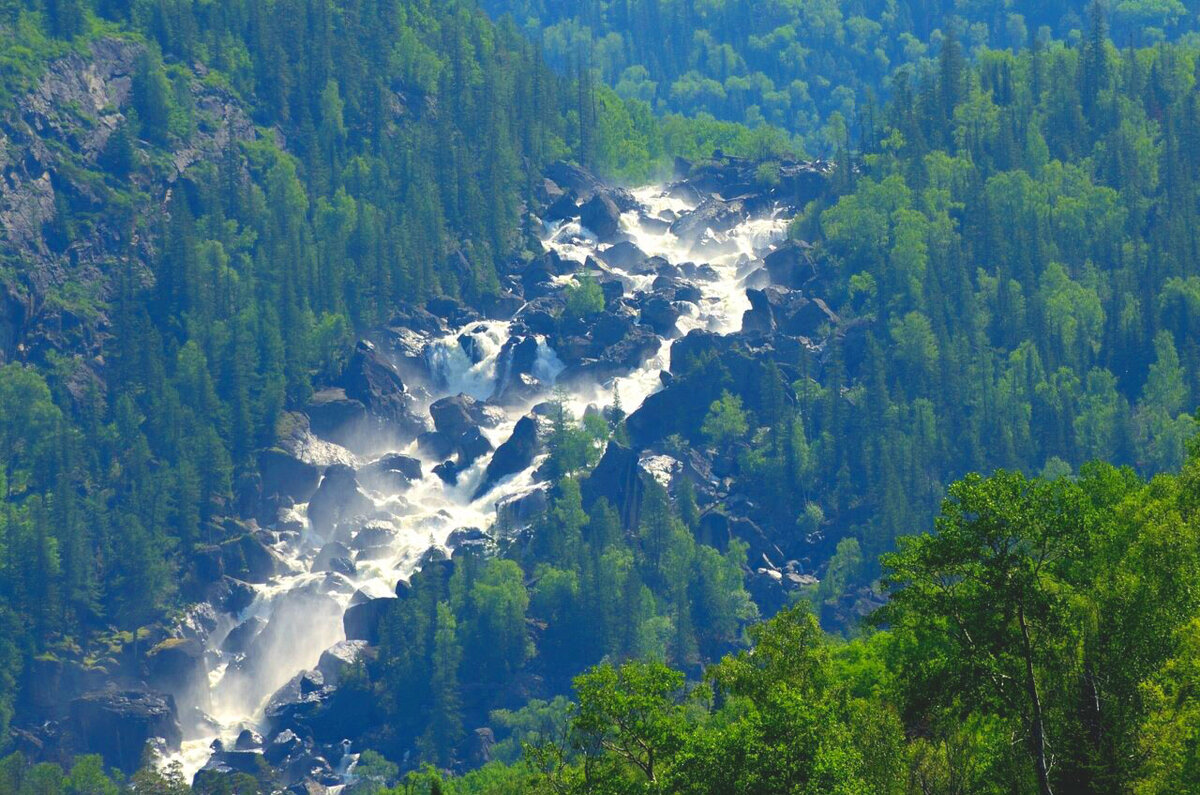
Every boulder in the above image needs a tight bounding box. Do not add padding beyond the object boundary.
[264,729,302,765]
[493,335,543,402]
[313,541,356,575]
[351,524,397,550]
[221,617,266,654]
[543,191,579,223]
[669,198,747,247]
[307,341,427,451]
[208,576,257,615]
[433,460,461,486]
[235,729,264,751]
[307,465,374,536]
[219,534,279,584]
[598,241,648,271]
[317,640,369,686]
[742,288,777,334]
[417,431,455,460]
[358,454,422,492]
[146,638,207,705]
[447,527,490,549]
[467,727,496,768]
[343,597,396,644]
[257,449,321,504]
[762,239,814,290]
[475,416,540,498]
[69,689,182,773]
[341,340,405,415]
[430,395,497,464]
[265,671,330,732]
[639,294,682,335]
[580,193,622,240]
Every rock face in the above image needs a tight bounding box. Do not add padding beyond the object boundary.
[581,443,647,529]
[475,416,540,499]
[495,485,550,530]
[1,37,258,368]
[146,638,209,710]
[69,689,182,773]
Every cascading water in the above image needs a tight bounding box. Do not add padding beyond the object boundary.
[171,183,792,783]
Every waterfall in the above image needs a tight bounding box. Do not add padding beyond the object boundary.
[170,183,791,781]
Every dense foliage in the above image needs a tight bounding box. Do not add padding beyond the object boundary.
[7,455,1200,791]
[3,0,1200,791]
[384,452,1200,794]
[484,0,1200,153]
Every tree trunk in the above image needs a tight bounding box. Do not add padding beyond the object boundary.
[1018,602,1053,795]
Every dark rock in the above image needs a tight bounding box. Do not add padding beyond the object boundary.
[591,312,635,347]
[475,416,540,498]
[358,454,422,492]
[493,335,544,403]
[257,449,321,504]
[544,191,579,223]
[433,460,461,485]
[305,389,369,447]
[742,287,776,333]
[417,431,455,460]
[580,193,622,240]
[457,326,490,364]
[494,486,550,530]
[308,341,427,452]
[748,568,790,617]
[581,443,646,529]
[219,534,278,584]
[426,296,481,327]
[599,241,648,271]
[762,239,814,290]
[447,527,490,548]
[457,426,492,465]
[69,689,182,773]
[351,524,396,550]
[221,617,265,654]
[307,465,374,536]
[209,576,257,615]
[313,541,356,576]
[264,729,302,765]
[265,671,330,731]
[235,729,264,750]
[545,161,604,199]
[669,198,747,247]
[343,598,396,644]
[146,639,207,705]
[430,394,497,464]
[466,727,496,767]
[639,295,682,335]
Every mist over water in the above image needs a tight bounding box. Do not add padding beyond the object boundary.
[171,184,791,780]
